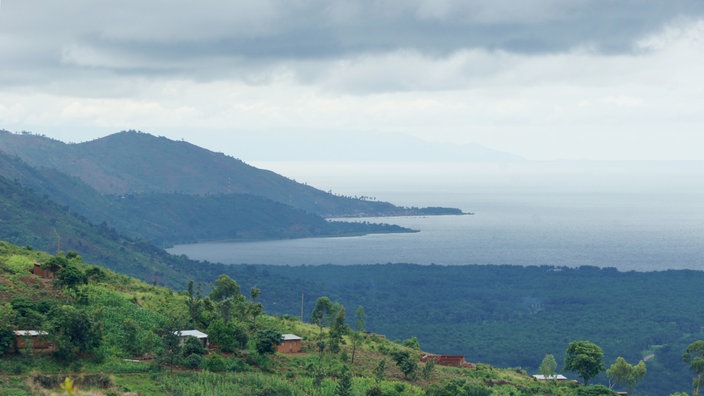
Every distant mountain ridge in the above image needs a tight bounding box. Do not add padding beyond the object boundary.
[0,130,459,217]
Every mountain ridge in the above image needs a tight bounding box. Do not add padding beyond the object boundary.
[0,129,462,218]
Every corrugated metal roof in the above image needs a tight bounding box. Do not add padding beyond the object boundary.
[281,333,302,341]
[173,330,208,338]
[13,330,48,336]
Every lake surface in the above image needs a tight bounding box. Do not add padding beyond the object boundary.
[169,161,704,271]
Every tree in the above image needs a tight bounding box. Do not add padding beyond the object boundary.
[55,264,87,292]
[0,303,16,355]
[207,318,247,352]
[564,340,605,385]
[684,340,704,396]
[403,336,420,350]
[328,307,346,354]
[185,280,203,327]
[210,274,241,301]
[606,357,646,394]
[422,356,436,380]
[335,366,353,396]
[157,320,183,371]
[392,349,418,380]
[49,305,102,360]
[351,306,366,364]
[249,286,263,328]
[43,255,69,272]
[374,358,387,384]
[254,327,282,356]
[311,296,334,335]
[182,336,207,357]
[539,354,558,380]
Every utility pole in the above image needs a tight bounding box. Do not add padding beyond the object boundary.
[300,292,304,322]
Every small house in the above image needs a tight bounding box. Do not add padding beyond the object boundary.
[421,353,473,368]
[32,263,55,279]
[532,374,568,381]
[13,330,52,351]
[173,330,209,348]
[276,334,302,354]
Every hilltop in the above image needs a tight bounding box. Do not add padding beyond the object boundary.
[0,130,462,217]
[0,242,587,395]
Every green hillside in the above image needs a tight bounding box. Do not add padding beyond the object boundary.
[0,243,594,396]
[0,130,461,217]
[0,147,413,248]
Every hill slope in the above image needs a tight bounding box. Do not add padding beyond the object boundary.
[0,242,583,396]
[0,148,413,247]
[0,130,458,217]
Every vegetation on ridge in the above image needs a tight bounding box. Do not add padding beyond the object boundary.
[0,242,640,396]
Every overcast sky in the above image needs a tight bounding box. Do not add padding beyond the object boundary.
[1,1,704,160]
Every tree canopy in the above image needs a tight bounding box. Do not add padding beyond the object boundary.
[564,340,605,385]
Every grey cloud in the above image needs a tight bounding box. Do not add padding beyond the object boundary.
[1,0,703,88]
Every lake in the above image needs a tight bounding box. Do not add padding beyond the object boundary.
[168,161,704,271]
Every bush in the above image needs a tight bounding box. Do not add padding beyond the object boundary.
[182,336,206,357]
[202,354,226,372]
[77,373,114,388]
[576,384,618,396]
[185,353,203,369]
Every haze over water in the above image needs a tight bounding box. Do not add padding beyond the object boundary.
[170,161,704,271]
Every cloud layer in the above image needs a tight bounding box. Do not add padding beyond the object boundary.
[1,1,703,159]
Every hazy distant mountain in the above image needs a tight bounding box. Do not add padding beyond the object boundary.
[222,130,524,162]
[0,130,459,217]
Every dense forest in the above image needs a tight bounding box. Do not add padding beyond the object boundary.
[209,263,704,395]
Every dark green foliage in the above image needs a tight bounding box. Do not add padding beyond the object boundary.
[426,379,491,396]
[184,353,203,369]
[182,336,206,357]
[392,349,418,380]
[228,263,704,394]
[202,354,227,372]
[403,336,420,350]
[335,367,353,396]
[365,386,382,396]
[49,305,102,360]
[374,359,386,384]
[254,327,282,356]
[43,256,68,271]
[210,275,240,301]
[576,384,617,395]
[55,264,87,291]
[684,340,704,396]
[328,307,346,354]
[0,304,15,355]
[565,341,605,385]
[207,319,248,352]
[421,357,435,380]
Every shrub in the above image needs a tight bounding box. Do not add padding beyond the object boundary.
[202,354,226,372]
[185,353,203,369]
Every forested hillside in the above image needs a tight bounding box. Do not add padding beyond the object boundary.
[0,242,599,395]
[214,263,704,395]
[0,130,460,217]
[0,145,413,248]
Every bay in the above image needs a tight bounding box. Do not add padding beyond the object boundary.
[168,161,704,271]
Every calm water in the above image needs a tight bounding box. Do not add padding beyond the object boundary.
[169,161,704,271]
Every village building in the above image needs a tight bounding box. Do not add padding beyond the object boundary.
[13,330,52,352]
[32,263,55,279]
[276,334,302,354]
[532,374,569,381]
[173,330,209,348]
[420,353,475,368]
